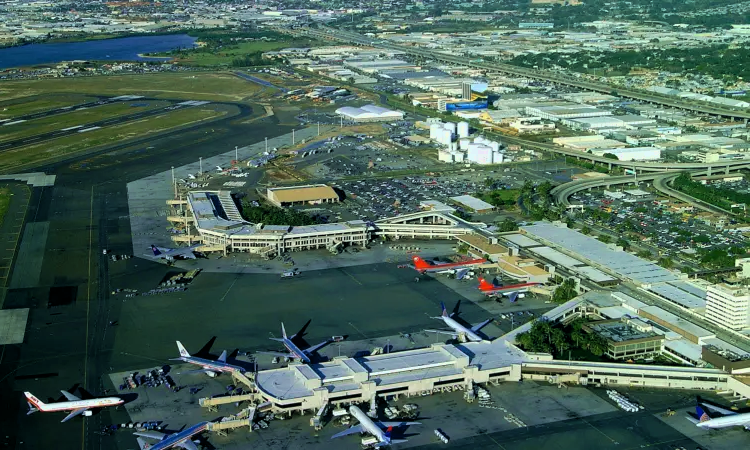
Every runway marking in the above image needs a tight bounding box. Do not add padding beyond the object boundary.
[579,415,618,445]
[341,269,362,285]
[219,276,239,302]
[348,322,369,339]
[484,434,508,449]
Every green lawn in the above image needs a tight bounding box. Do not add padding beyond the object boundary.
[0,94,97,119]
[0,72,266,102]
[0,101,169,143]
[171,41,295,66]
[0,107,228,173]
[0,187,9,226]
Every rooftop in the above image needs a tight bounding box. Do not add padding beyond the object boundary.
[268,184,338,203]
[586,320,662,343]
[449,194,495,211]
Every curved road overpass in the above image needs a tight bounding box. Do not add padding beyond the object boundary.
[302,27,750,121]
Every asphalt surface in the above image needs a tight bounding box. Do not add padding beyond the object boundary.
[0,93,111,122]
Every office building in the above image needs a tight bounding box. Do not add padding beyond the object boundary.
[706,284,750,331]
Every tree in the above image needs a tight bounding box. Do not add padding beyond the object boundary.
[552,278,578,303]
[581,225,591,235]
[602,153,619,160]
[616,237,630,250]
[598,234,612,244]
[497,218,518,232]
[636,250,652,259]
[658,257,674,269]
[484,176,495,188]
[551,328,570,354]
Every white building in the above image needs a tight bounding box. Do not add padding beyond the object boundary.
[525,104,613,121]
[590,147,661,161]
[335,105,404,122]
[706,284,750,331]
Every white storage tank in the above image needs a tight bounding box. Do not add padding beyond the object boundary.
[439,128,453,145]
[459,138,471,150]
[474,136,486,145]
[449,141,458,152]
[457,121,470,138]
[454,151,465,162]
[429,123,442,140]
[438,150,454,162]
[489,141,500,152]
[467,143,493,165]
[444,122,457,134]
[493,151,504,164]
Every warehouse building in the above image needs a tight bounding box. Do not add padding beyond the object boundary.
[525,104,612,121]
[335,104,404,122]
[449,195,495,213]
[552,135,627,151]
[267,184,339,207]
[590,147,662,161]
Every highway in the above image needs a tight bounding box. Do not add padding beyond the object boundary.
[651,172,736,216]
[297,26,750,121]
[0,102,202,152]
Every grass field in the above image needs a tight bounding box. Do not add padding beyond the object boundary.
[0,72,266,102]
[0,94,97,119]
[0,187,9,226]
[171,41,295,66]
[0,106,229,172]
[0,101,170,143]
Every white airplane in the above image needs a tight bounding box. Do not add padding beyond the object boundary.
[257,320,339,364]
[147,244,200,261]
[172,340,245,376]
[688,402,750,429]
[135,421,209,450]
[332,405,419,447]
[426,300,492,343]
[24,390,123,422]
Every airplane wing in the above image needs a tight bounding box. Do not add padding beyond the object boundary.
[470,318,493,333]
[379,421,421,427]
[178,440,199,450]
[136,437,152,450]
[424,329,457,336]
[700,402,738,416]
[455,268,469,280]
[331,424,364,439]
[134,431,167,440]
[61,408,88,423]
[60,390,81,401]
[256,350,294,359]
[304,339,333,356]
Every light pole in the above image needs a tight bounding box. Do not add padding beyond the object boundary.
[235,146,238,164]
[292,128,295,146]
[265,137,268,153]
[199,157,202,175]
[171,166,176,198]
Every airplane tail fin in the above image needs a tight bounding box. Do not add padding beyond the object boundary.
[697,405,711,423]
[412,255,429,270]
[477,277,495,291]
[176,341,190,358]
[440,302,448,317]
[281,323,288,340]
[24,392,46,412]
[508,292,519,303]
[150,245,161,256]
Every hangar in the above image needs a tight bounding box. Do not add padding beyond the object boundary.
[335,104,404,122]
[267,184,339,207]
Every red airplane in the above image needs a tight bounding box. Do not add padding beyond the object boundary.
[410,255,487,274]
[477,277,539,298]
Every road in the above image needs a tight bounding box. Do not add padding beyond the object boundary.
[652,172,736,216]
[299,26,750,121]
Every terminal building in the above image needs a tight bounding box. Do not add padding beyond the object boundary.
[267,184,340,207]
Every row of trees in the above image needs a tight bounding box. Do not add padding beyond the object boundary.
[515,319,609,357]
[552,278,578,303]
[673,172,750,212]
[240,201,325,226]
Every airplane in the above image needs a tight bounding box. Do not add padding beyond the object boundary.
[426,300,492,343]
[172,339,246,376]
[477,277,539,297]
[147,244,200,261]
[331,405,420,448]
[135,421,209,450]
[24,390,123,423]
[257,320,339,364]
[409,255,486,274]
[687,402,750,430]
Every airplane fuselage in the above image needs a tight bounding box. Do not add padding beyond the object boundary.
[480,282,537,295]
[282,339,311,363]
[149,422,209,450]
[350,406,387,444]
[441,316,483,342]
[27,396,122,413]
[180,356,245,374]
[697,413,750,429]
[417,259,485,274]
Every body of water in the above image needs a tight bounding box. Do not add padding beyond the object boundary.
[0,34,197,70]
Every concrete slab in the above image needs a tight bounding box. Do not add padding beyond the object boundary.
[0,308,29,344]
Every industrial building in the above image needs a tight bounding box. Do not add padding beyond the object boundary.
[335,105,404,122]
[590,147,661,161]
[583,319,665,361]
[449,195,494,213]
[525,104,612,121]
[552,135,627,151]
[267,185,339,207]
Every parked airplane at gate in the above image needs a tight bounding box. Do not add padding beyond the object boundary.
[687,402,750,430]
[331,405,420,447]
[147,244,200,261]
[135,421,209,450]
[426,300,493,342]
[257,320,341,364]
[172,339,245,376]
[24,390,123,422]
[477,277,539,297]
[410,255,486,274]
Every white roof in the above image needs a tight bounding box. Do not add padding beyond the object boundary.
[647,281,706,310]
[639,305,715,340]
[502,233,542,248]
[572,265,616,283]
[335,104,403,119]
[529,246,586,268]
[449,195,494,211]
